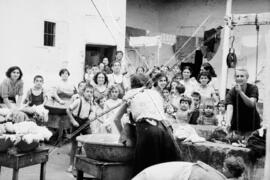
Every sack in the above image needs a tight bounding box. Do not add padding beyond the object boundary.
[119,123,136,147]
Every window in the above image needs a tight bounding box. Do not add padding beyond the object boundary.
[44,21,55,46]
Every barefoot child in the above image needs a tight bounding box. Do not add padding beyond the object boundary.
[66,84,95,172]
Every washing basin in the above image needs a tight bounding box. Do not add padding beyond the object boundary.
[77,134,135,162]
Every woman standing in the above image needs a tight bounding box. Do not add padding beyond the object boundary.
[180,66,197,97]
[0,66,24,109]
[114,74,181,176]
[153,73,168,94]
[93,72,109,100]
[45,68,76,115]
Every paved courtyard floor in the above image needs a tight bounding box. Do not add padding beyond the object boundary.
[0,144,80,180]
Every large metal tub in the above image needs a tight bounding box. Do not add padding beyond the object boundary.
[77,134,135,162]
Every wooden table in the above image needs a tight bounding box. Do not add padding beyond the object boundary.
[75,155,133,180]
[0,148,49,180]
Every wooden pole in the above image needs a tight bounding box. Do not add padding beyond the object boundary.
[263,30,270,180]
[219,0,232,100]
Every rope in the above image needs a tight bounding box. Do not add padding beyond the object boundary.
[255,14,260,81]
[165,15,212,67]
[103,0,211,70]
[90,0,118,44]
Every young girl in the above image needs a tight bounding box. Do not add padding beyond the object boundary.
[175,95,192,124]
[216,100,227,127]
[66,84,95,172]
[197,98,218,126]
[103,85,123,134]
[91,95,107,133]
[162,86,176,120]
[194,72,218,104]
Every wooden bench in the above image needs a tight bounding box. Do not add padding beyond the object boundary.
[0,148,49,180]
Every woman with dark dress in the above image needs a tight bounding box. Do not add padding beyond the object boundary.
[0,66,24,109]
[114,73,181,176]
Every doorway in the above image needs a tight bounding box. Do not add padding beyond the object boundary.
[85,44,116,68]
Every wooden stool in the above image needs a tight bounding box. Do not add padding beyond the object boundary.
[0,148,49,180]
[75,155,133,180]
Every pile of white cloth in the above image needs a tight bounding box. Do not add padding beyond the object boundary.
[174,124,206,143]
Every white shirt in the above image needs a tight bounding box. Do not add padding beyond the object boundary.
[108,73,129,90]
[124,88,166,121]
[69,98,92,119]
[132,162,193,180]
[56,79,75,95]
[180,79,197,97]
[194,84,215,101]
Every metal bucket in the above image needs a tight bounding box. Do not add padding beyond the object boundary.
[77,134,135,162]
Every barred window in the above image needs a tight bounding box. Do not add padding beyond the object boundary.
[44,21,55,46]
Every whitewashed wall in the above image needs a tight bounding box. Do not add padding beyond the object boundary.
[0,0,126,92]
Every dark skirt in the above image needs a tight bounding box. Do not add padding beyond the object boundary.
[134,120,181,175]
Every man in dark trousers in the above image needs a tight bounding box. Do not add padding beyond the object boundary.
[226,68,261,135]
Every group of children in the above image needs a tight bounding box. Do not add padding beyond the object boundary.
[19,50,231,173]
[163,90,227,127]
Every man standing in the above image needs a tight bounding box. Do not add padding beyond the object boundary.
[226,68,261,134]
[115,50,133,75]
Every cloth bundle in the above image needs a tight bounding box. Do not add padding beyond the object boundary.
[174,124,206,143]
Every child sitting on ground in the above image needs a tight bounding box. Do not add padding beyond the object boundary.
[189,91,201,124]
[197,98,218,126]
[175,95,192,124]
[66,84,95,172]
